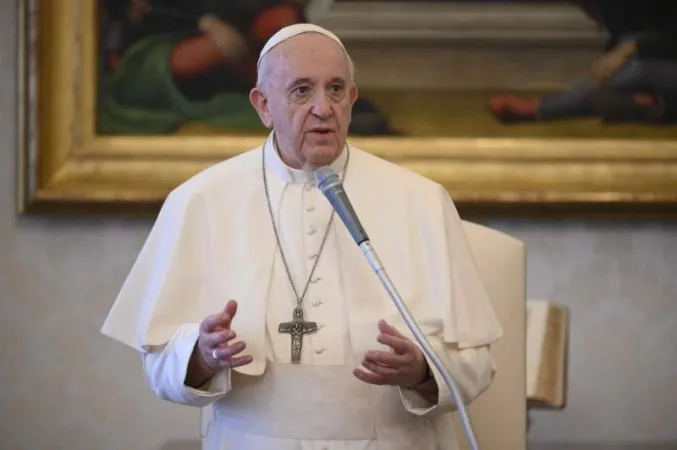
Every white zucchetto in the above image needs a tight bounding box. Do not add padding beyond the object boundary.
[257,23,347,68]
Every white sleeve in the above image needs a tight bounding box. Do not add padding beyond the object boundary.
[398,343,496,416]
[142,324,231,407]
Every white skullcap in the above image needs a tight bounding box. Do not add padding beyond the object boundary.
[257,23,347,69]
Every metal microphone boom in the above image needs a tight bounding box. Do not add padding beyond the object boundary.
[315,166,481,450]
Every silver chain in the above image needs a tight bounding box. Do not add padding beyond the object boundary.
[262,141,350,309]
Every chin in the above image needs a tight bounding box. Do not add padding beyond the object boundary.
[304,145,342,167]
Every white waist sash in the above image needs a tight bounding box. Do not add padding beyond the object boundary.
[212,363,377,440]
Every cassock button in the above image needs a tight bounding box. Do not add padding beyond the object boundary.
[314,348,326,354]
[305,184,313,192]
[306,206,316,212]
[307,228,317,236]
[312,300,323,307]
[310,277,322,284]
[308,254,318,260]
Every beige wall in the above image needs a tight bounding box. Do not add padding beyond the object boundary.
[1,1,676,448]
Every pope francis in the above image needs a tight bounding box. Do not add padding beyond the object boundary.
[101,23,504,450]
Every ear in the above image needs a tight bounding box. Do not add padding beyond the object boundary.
[249,87,273,128]
[349,83,359,107]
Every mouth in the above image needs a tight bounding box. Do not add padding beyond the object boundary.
[307,127,334,135]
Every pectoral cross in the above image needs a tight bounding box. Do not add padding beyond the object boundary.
[278,306,317,363]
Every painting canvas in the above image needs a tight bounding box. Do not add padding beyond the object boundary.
[96,0,677,140]
[17,0,677,216]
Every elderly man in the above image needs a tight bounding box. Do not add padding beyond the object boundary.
[101,23,503,450]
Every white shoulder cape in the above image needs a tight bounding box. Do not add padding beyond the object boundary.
[100,143,503,376]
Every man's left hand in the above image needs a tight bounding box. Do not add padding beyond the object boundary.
[353,319,429,388]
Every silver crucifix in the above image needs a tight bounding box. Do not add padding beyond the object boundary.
[278,306,317,363]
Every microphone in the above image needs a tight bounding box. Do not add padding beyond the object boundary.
[314,166,481,450]
[314,167,369,245]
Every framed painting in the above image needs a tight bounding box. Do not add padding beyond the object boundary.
[17,0,677,217]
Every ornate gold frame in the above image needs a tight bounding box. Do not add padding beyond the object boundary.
[17,0,677,217]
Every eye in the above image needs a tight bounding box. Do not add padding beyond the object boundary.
[292,85,310,98]
[329,84,344,95]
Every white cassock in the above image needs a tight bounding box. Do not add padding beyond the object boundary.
[101,133,504,450]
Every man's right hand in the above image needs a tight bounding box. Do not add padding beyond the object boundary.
[198,15,249,63]
[198,299,253,370]
[187,300,252,387]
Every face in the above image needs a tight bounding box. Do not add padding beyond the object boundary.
[249,33,358,171]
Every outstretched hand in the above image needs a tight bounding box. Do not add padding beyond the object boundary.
[353,319,429,388]
[196,299,252,372]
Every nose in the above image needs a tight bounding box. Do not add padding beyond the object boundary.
[310,91,333,119]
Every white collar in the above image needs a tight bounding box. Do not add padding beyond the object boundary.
[263,132,348,185]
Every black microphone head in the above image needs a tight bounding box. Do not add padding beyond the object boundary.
[314,166,341,193]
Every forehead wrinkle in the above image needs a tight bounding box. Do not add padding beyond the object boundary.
[260,33,351,89]
[284,34,346,63]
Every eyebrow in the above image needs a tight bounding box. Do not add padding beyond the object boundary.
[286,77,347,91]
[286,78,313,91]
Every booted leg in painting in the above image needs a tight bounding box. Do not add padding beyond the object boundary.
[487,59,677,125]
[590,89,676,124]
[487,0,677,126]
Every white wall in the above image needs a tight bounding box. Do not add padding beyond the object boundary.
[488,219,677,442]
[1,1,676,448]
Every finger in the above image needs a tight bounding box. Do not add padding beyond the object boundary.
[227,355,254,368]
[362,359,398,378]
[204,329,237,349]
[223,300,238,328]
[353,367,388,385]
[365,350,409,368]
[201,312,229,334]
[213,340,247,360]
[377,333,414,355]
[378,319,405,339]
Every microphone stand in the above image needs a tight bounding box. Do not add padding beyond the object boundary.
[313,165,480,450]
[359,240,481,450]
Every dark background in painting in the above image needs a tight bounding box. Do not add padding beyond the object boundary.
[96,0,396,137]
